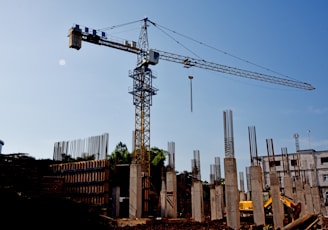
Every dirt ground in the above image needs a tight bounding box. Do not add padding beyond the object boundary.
[105,217,256,230]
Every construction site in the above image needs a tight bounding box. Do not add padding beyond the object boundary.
[1,112,328,229]
[1,18,326,229]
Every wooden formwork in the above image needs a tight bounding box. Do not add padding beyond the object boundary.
[50,160,110,207]
[41,176,65,196]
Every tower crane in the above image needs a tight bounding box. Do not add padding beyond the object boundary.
[68,17,314,216]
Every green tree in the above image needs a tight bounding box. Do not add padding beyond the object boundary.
[107,143,168,182]
[149,146,168,194]
[107,143,168,213]
[61,154,75,162]
[150,146,167,167]
[108,142,132,166]
[76,154,95,161]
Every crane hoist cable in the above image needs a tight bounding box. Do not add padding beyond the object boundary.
[148,19,299,82]
[98,19,144,31]
[148,19,203,60]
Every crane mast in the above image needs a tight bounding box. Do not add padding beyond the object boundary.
[69,18,159,216]
[128,19,158,215]
[68,17,314,217]
[131,19,157,175]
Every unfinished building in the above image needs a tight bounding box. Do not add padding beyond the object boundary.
[260,149,328,216]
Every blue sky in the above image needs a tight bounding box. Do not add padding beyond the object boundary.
[1,1,327,183]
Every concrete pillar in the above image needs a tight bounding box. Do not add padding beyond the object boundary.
[239,191,247,201]
[250,165,266,228]
[283,174,293,198]
[304,183,314,214]
[311,185,322,215]
[311,185,324,226]
[112,186,120,217]
[210,185,224,220]
[210,185,224,221]
[210,186,217,220]
[224,158,240,230]
[192,180,204,222]
[295,178,305,217]
[129,163,142,219]
[166,171,177,218]
[246,191,251,201]
[160,178,166,217]
[217,185,224,220]
[270,171,284,229]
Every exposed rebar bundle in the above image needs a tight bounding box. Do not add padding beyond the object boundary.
[246,166,251,192]
[167,141,175,170]
[281,147,290,175]
[210,164,215,184]
[239,171,245,192]
[223,109,235,158]
[215,156,221,179]
[266,138,276,169]
[210,157,221,184]
[53,133,109,161]
[191,150,201,181]
[248,126,259,166]
[293,133,300,152]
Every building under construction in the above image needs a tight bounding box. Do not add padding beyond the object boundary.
[1,117,328,229]
[0,151,327,229]
[259,149,328,216]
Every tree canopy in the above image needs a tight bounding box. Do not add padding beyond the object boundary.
[108,142,168,168]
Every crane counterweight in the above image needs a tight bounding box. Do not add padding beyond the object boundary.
[68,26,82,50]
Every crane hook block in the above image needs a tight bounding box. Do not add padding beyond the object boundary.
[69,25,82,50]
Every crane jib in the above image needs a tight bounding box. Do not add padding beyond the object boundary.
[155,49,315,91]
[68,24,315,91]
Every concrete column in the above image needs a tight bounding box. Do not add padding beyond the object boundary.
[224,158,240,230]
[216,185,224,220]
[295,178,305,217]
[166,171,177,218]
[311,185,324,226]
[129,163,142,218]
[311,185,322,215]
[210,186,217,220]
[304,183,314,214]
[283,174,293,198]
[250,165,266,228]
[239,191,247,201]
[160,178,166,217]
[210,185,224,221]
[192,180,204,223]
[112,186,120,217]
[270,171,284,229]
[246,191,251,201]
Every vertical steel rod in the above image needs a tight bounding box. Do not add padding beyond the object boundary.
[189,75,193,112]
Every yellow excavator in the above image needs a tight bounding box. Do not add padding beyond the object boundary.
[239,192,302,222]
[240,192,322,229]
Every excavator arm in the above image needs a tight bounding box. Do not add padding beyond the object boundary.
[239,193,302,221]
[279,194,302,220]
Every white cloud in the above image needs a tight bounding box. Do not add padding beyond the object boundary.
[59,59,66,66]
[307,106,328,115]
